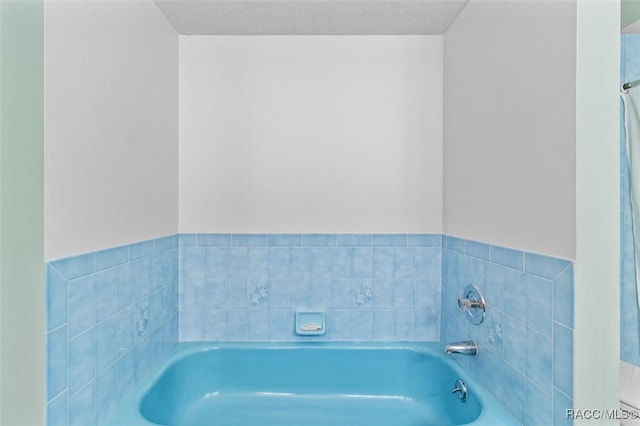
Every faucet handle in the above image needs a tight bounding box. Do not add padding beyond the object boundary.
[451,379,468,402]
[457,297,484,310]
[458,284,486,325]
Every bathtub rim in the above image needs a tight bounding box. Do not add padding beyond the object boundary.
[103,341,520,426]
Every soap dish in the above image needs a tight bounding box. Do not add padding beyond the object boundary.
[295,309,325,336]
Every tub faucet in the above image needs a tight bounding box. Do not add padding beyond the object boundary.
[445,340,477,356]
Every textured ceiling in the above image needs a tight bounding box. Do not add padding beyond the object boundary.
[153,0,470,35]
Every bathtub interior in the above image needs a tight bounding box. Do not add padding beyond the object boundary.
[139,345,482,426]
[102,342,521,426]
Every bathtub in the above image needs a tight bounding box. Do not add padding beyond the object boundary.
[104,342,519,425]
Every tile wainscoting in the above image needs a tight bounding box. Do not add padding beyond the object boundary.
[179,233,442,342]
[441,236,574,425]
[45,233,574,425]
[46,236,179,425]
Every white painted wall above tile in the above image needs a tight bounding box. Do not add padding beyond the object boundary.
[178,36,444,234]
[442,0,577,260]
[45,0,179,260]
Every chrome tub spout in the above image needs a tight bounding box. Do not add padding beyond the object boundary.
[445,340,478,356]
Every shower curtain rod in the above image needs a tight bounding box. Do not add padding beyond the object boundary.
[623,79,640,91]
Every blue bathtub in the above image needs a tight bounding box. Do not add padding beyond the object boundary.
[104,342,520,425]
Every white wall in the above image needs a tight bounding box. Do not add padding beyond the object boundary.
[574,0,620,421]
[45,0,179,260]
[443,0,577,259]
[179,36,443,234]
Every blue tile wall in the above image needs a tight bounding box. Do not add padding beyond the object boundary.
[45,236,179,426]
[622,35,640,366]
[440,236,573,426]
[46,232,572,425]
[178,234,442,341]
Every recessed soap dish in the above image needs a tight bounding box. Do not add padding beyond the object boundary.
[295,309,325,336]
